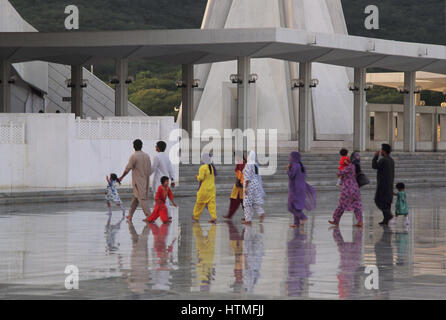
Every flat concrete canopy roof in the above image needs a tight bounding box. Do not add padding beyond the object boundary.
[1,28,446,74]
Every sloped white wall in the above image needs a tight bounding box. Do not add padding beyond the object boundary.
[195,0,293,140]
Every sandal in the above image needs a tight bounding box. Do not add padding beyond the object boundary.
[328,220,339,227]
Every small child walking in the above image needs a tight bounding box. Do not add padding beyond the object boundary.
[393,182,409,225]
[336,148,350,187]
[147,176,177,224]
[105,173,125,217]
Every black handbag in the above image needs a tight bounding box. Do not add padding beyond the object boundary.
[356,172,370,188]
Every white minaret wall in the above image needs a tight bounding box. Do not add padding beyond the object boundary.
[195,0,292,140]
[195,0,354,141]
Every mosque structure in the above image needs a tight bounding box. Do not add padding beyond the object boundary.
[193,0,353,142]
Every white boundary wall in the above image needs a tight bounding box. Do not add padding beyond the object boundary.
[0,114,178,189]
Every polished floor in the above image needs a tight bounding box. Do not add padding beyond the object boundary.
[0,188,445,300]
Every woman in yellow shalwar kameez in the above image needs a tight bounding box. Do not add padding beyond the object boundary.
[193,152,217,223]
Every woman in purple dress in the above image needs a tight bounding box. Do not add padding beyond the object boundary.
[287,152,316,228]
[329,152,363,227]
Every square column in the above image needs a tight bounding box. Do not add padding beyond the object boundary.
[0,60,11,113]
[181,64,194,136]
[115,58,129,116]
[403,71,416,152]
[237,57,251,131]
[298,62,312,153]
[353,68,367,151]
[71,64,83,118]
[236,57,251,152]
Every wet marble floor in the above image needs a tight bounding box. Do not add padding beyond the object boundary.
[0,188,445,300]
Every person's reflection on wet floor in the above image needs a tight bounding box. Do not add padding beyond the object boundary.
[226,221,244,293]
[286,228,316,297]
[193,223,216,292]
[105,214,125,254]
[125,222,150,294]
[243,224,265,293]
[148,222,176,290]
[333,227,363,299]
[374,226,394,298]
[395,230,409,266]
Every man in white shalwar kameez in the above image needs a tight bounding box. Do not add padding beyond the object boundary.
[151,141,176,217]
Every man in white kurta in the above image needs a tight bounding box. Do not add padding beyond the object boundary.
[151,141,176,216]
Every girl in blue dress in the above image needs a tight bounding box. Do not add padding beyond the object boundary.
[105,173,125,216]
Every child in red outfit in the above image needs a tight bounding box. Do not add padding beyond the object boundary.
[147,176,177,224]
[336,148,350,187]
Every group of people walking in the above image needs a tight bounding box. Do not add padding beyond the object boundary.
[328,143,408,227]
[106,139,408,229]
[194,150,266,225]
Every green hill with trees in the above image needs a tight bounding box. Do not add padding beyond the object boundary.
[9,0,446,115]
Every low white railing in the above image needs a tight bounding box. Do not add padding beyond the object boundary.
[0,122,25,144]
[75,117,161,140]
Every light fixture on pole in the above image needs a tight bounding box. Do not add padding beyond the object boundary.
[291,79,305,89]
[309,79,319,88]
[230,74,242,84]
[8,75,17,84]
[81,79,88,88]
[348,82,359,91]
[248,74,258,84]
[414,86,422,94]
[110,75,119,85]
[176,80,186,88]
[397,86,409,94]
[125,76,134,84]
[192,79,200,88]
[65,79,75,88]
[364,82,374,91]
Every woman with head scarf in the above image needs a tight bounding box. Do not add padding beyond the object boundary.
[287,151,316,228]
[224,152,247,220]
[242,151,266,224]
[192,152,217,223]
[329,152,363,227]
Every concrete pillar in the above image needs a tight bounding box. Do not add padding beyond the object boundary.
[0,60,11,113]
[396,112,404,141]
[115,58,129,116]
[298,62,312,152]
[237,57,251,131]
[71,65,83,118]
[353,68,367,151]
[403,71,416,152]
[181,64,194,136]
[236,56,251,152]
[388,112,395,148]
[440,114,446,141]
[433,111,438,151]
